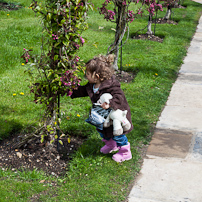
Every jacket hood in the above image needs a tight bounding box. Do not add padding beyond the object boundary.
[98,75,120,91]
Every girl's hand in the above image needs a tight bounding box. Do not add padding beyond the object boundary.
[101,102,110,109]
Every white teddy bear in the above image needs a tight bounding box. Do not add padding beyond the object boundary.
[97,93,131,136]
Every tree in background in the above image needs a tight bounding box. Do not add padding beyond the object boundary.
[98,0,137,70]
[141,0,163,35]
[163,0,179,20]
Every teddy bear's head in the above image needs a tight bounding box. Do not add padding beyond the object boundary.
[97,93,113,104]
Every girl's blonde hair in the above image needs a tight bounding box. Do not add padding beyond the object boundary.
[86,54,115,81]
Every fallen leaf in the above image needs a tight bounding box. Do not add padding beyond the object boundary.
[39,180,45,183]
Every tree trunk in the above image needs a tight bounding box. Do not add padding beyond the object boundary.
[107,2,127,70]
[146,14,153,35]
[164,5,171,20]
[113,47,119,70]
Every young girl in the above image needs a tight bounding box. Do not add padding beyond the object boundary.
[71,55,133,162]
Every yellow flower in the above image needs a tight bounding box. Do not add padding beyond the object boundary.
[155,73,158,76]
[129,64,131,66]
[21,63,25,66]
[13,93,16,96]
[77,114,80,117]
[54,122,57,125]
[126,64,128,66]
[66,116,70,120]
[7,14,9,16]
[20,92,24,95]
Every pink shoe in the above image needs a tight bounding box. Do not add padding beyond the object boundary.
[100,139,119,154]
[112,142,132,162]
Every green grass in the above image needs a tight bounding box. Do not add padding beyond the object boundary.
[0,0,202,201]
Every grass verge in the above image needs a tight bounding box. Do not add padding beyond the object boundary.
[0,0,202,201]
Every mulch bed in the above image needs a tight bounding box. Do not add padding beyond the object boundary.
[0,135,85,177]
[152,18,178,25]
[0,1,21,11]
[132,17,180,43]
[133,34,164,43]
[0,71,136,176]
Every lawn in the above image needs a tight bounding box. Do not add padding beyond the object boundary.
[0,0,202,201]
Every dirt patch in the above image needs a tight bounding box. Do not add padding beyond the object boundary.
[0,135,85,177]
[0,1,21,11]
[133,34,164,43]
[152,18,178,25]
[115,70,135,83]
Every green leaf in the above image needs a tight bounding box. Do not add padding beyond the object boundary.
[67,137,71,143]
[93,42,99,48]
[47,13,52,21]
[41,135,44,143]
[54,55,58,61]
[59,140,63,145]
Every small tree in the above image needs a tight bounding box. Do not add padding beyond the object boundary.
[98,0,137,70]
[21,0,92,147]
[143,0,163,35]
[163,0,179,20]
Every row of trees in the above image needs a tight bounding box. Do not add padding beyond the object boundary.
[20,0,183,148]
[99,0,182,70]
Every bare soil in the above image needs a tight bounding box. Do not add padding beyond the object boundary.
[133,34,164,43]
[152,18,178,25]
[132,18,179,43]
[0,1,21,11]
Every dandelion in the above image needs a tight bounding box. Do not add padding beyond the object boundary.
[21,63,25,66]
[7,14,9,16]
[77,114,80,117]
[13,93,16,96]
[20,92,24,95]
[126,64,128,66]
[155,73,158,76]
[54,122,57,125]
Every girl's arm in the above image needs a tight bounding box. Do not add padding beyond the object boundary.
[71,84,89,99]
[107,88,125,111]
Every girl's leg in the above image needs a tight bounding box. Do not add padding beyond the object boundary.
[98,132,118,154]
[112,134,128,147]
[112,135,132,162]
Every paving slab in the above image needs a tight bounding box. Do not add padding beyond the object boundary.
[179,61,202,74]
[188,131,202,162]
[187,41,202,54]
[128,158,202,202]
[191,32,202,42]
[156,106,202,132]
[183,54,202,63]
[165,83,202,107]
[176,73,202,85]
[147,129,192,158]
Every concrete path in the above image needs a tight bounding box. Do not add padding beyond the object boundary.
[128,2,202,202]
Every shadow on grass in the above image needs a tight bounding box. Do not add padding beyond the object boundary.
[0,118,23,140]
